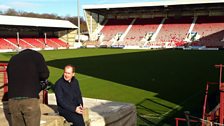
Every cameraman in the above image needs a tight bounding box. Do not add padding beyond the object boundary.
[7,49,49,126]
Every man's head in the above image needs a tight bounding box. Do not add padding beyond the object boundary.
[63,65,75,82]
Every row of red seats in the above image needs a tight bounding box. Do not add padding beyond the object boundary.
[190,16,224,47]
[0,38,17,49]
[100,18,133,46]
[99,16,224,48]
[121,18,162,46]
[0,38,68,49]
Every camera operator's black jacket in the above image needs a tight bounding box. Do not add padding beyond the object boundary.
[7,49,49,99]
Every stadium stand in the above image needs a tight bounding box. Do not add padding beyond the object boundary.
[49,38,68,47]
[0,38,17,50]
[99,18,133,46]
[37,38,60,48]
[0,15,77,52]
[0,37,69,50]
[190,16,224,48]
[1,1,224,50]
[120,17,162,46]
[93,15,224,49]
[21,38,46,48]
[83,0,224,49]
[6,38,34,48]
[154,17,193,46]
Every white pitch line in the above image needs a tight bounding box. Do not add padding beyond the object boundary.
[140,115,162,119]
[78,76,93,81]
[161,104,181,116]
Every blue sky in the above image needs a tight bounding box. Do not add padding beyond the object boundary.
[0,0,160,17]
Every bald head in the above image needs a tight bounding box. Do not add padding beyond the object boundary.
[64,65,75,72]
[63,65,75,82]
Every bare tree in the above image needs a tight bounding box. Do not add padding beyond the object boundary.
[4,9,18,16]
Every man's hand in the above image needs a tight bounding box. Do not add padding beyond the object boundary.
[75,104,83,114]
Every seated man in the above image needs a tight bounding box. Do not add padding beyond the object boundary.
[54,65,85,126]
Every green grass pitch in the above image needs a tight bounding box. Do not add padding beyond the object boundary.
[1,48,224,125]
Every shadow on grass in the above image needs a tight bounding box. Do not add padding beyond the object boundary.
[47,49,224,125]
[0,61,9,64]
[136,98,185,126]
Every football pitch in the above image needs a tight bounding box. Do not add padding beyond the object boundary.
[1,48,224,125]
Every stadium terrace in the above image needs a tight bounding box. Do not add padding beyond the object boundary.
[83,0,224,50]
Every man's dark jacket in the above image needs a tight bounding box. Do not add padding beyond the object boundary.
[7,49,49,99]
[54,76,85,126]
[54,76,83,112]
